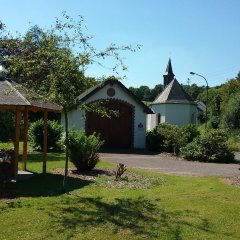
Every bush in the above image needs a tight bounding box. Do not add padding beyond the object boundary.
[0,110,15,142]
[179,124,200,144]
[0,149,14,183]
[227,129,240,151]
[157,123,179,153]
[180,129,234,163]
[28,119,63,151]
[68,129,104,171]
[146,123,199,154]
[221,93,240,129]
[146,128,160,151]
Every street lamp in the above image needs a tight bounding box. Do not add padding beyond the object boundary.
[190,72,208,130]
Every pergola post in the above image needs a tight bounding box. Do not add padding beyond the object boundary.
[42,110,48,174]
[14,107,21,179]
[22,107,28,171]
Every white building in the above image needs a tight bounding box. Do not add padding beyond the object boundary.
[62,79,153,149]
[147,59,197,129]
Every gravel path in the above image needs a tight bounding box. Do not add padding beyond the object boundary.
[100,151,240,177]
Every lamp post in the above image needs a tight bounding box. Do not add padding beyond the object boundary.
[190,72,208,130]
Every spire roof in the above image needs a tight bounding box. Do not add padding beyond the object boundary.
[164,58,174,76]
[152,78,195,104]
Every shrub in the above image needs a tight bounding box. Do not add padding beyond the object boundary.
[0,110,15,142]
[68,129,104,171]
[180,138,205,161]
[180,129,234,163]
[227,129,240,151]
[221,93,240,129]
[146,128,160,151]
[0,149,14,184]
[157,123,179,153]
[28,119,63,151]
[179,124,200,144]
[146,123,199,154]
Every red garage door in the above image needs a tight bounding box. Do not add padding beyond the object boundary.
[86,100,133,148]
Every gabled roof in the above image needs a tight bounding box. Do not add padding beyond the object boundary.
[152,78,195,104]
[0,79,60,111]
[77,79,153,114]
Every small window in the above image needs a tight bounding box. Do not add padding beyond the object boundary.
[157,113,161,124]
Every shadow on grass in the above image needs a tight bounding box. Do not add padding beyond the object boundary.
[20,152,65,163]
[48,195,219,239]
[4,173,92,198]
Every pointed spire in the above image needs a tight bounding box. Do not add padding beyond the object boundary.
[165,58,174,76]
[163,58,175,87]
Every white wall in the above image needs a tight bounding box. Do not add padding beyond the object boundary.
[61,82,148,148]
[147,103,197,129]
[165,104,197,126]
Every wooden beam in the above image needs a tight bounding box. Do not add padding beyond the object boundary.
[42,110,48,174]
[14,107,21,179]
[22,108,28,171]
[0,105,25,110]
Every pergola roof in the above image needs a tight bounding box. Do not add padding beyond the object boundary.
[0,65,59,179]
[0,79,60,111]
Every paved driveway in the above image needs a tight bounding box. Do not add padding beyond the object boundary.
[100,152,240,177]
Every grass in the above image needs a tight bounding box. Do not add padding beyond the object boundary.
[0,152,240,239]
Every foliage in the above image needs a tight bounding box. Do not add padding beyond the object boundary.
[68,129,104,171]
[0,110,15,142]
[0,149,14,184]
[179,124,200,144]
[227,129,240,151]
[208,90,221,128]
[156,123,180,153]
[115,163,127,181]
[146,128,161,151]
[147,123,199,154]
[28,119,63,151]
[182,83,205,100]
[1,13,139,189]
[129,84,163,102]
[221,92,240,129]
[181,129,234,163]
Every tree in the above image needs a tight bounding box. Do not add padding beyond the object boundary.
[220,78,240,111]
[150,84,163,100]
[129,84,163,102]
[1,13,139,190]
[221,92,240,129]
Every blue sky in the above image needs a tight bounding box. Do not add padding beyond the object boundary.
[1,0,240,88]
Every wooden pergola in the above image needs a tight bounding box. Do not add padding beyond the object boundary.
[0,76,60,179]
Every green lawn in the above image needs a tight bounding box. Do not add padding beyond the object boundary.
[0,152,240,240]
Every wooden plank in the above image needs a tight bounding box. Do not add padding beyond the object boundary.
[42,110,48,174]
[22,108,28,171]
[0,105,25,110]
[14,107,21,178]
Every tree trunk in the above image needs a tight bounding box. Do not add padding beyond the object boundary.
[62,109,69,192]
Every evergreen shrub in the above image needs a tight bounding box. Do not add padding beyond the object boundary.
[180,129,234,163]
[28,119,63,151]
[68,129,104,171]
